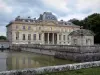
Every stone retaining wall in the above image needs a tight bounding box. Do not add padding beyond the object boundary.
[11,44,100,62]
[0,61,100,75]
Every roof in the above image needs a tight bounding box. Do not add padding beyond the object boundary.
[38,12,57,21]
[69,29,95,36]
[58,21,79,27]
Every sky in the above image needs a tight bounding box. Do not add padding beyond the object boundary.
[0,0,100,36]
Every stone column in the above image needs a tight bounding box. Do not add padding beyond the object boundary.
[52,33,54,44]
[57,33,59,44]
[48,33,49,44]
[41,33,44,44]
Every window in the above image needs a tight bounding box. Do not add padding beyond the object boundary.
[67,29,69,32]
[33,34,36,40]
[28,34,31,40]
[23,26,25,30]
[39,27,41,30]
[86,39,91,45]
[28,26,31,30]
[63,35,65,40]
[39,34,41,40]
[74,39,77,45]
[59,35,61,40]
[16,26,18,29]
[23,34,25,40]
[67,36,69,41]
[16,32,19,40]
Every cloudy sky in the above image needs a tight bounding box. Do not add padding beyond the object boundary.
[0,0,100,36]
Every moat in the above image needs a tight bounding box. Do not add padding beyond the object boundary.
[0,51,74,72]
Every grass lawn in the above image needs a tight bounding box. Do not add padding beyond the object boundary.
[44,67,100,75]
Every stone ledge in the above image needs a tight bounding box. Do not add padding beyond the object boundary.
[0,61,100,75]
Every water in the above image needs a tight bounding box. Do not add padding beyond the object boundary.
[0,51,75,72]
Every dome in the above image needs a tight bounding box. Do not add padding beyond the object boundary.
[69,29,95,36]
[38,12,57,21]
[43,12,57,21]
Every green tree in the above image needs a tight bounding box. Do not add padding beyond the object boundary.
[69,18,84,27]
[83,13,100,43]
[69,13,100,43]
[0,36,7,40]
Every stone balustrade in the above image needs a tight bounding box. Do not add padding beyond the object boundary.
[0,61,100,75]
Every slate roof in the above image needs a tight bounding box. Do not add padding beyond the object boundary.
[69,29,95,36]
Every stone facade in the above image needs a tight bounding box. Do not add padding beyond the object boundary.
[6,12,80,45]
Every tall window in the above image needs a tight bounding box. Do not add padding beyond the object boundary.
[59,34,61,40]
[67,36,69,41]
[16,32,19,40]
[16,26,18,29]
[39,34,41,40]
[33,34,36,40]
[63,35,65,40]
[23,34,25,40]
[28,26,31,30]
[28,34,31,40]
[23,26,25,30]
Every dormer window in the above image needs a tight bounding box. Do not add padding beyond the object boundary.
[65,22,67,25]
[25,20,28,22]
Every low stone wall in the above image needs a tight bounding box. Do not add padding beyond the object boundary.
[55,52,100,62]
[0,61,100,75]
[22,48,56,56]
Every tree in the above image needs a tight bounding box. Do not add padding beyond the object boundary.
[69,13,100,43]
[83,13,100,43]
[0,36,7,40]
[69,18,84,27]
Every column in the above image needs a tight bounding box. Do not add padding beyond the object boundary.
[52,33,54,44]
[48,33,49,44]
[41,33,44,44]
[57,33,59,44]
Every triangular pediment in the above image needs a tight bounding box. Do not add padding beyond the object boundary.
[45,21,57,26]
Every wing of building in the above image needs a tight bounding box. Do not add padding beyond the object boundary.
[6,12,82,45]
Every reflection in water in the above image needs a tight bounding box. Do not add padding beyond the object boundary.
[0,51,75,71]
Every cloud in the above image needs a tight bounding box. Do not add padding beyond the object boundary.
[0,0,12,13]
[0,26,6,36]
[0,0,100,36]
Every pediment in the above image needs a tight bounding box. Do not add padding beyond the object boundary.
[45,21,57,26]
